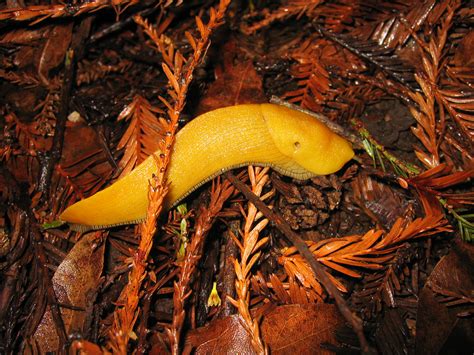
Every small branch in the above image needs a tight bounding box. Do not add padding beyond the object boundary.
[38,49,74,202]
[218,220,239,318]
[90,3,159,44]
[225,171,374,354]
[38,17,91,203]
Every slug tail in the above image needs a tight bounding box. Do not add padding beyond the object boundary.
[60,155,158,229]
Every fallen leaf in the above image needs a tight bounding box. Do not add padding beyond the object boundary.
[187,304,343,354]
[187,315,256,355]
[261,304,343,354]
[416,241,474,354]
[452,30,474,67]
[38,23,73,85]
[70,339,104,355]
[60,121,115,197]
[0,26,49,45]
[196,40,266,114]
[351,173,410,228]
[33,232,105,352]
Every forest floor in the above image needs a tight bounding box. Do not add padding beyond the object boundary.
[0,1,473,354]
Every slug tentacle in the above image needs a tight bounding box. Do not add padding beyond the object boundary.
[60,104,354,231]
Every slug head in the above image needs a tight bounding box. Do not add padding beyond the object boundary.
[261,104,354,175]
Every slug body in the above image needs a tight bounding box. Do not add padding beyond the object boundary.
[60,104,354,230]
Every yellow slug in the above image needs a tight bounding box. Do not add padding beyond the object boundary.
[60,104,354,231]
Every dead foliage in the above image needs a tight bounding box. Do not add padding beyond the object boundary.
[0,0,473,354]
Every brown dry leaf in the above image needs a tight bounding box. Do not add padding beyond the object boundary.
[186,315,256,354]
[59,121,115,198]
[1,23,72,85]
[187,304,343,354]
[33,232,105,352]
[70,339,104,354]
[261,304,343,354]
[0,26,50,45]
[196,40,266,114]
[452,30,474,67]
[38,23,73,85]
[148,333,170,355]
[352,173,411,228]
[416,241,474,354]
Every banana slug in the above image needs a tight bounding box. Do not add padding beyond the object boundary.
[60,104,354,231]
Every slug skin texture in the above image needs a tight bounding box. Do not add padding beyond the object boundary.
[60,104,354,231]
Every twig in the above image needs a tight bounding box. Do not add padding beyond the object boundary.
[136,288,152,354]
[90,3,159,44]
[218,220,239,318]
[38,17,91,203]
[37,49,74,203]
[225,171,374,354]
